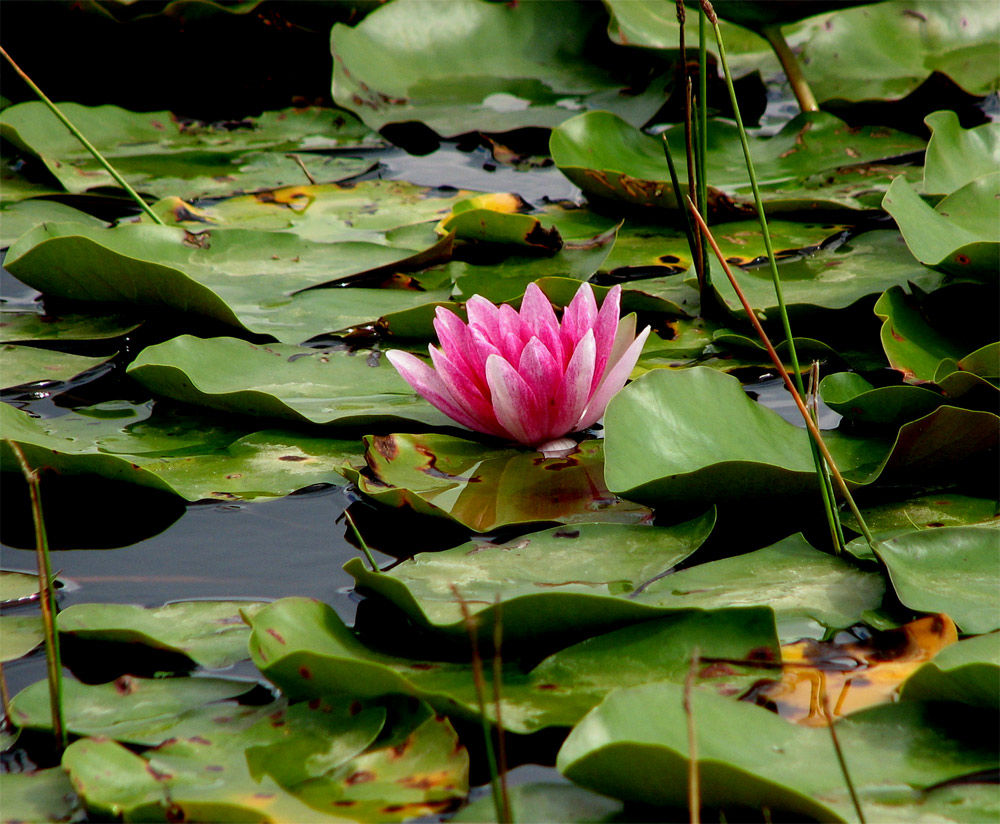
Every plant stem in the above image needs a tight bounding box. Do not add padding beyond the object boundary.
[684,648,702,824]
[451,586,508,824]
[821,684,866,823]
[491,596,512,823]
[342,508,380,573]
[759,24,819,113]
[697,10,709,224]
[703,6,846,551]
[809,362,847,555]
[662,135,701,286]
[687,202,875,549]
[0,46,166,226]
[6,441,66,752]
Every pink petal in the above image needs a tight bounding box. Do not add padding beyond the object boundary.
[497,303,528,364]
[517,336,562,431]
[560,282,598,354]
[519,282,564,366]
[466,294,499,334]
[386,349,493,434]
[575,324,651,430]
[590,285,622,393]
[429,347,509,438]
[433,307,483,390]
[485,353,545,445]
[551,329,597,436]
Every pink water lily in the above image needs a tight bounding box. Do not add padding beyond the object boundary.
[386,282,650,449]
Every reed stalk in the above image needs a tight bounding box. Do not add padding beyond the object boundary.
[0,47,166,226]
[5,442,66,752]
[342,508,380,573]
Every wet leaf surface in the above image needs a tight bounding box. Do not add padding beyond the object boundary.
[340,434,652,534]
[0,103,379,199]
[550,110,925,214]
[58,600,267,670]
[558,683,999,821]
[901,632,1000,710]
[0,767,80,824]
[0,568,45,606]
[0,612,45,662]
[0,310,141,343]
[451,781,622,822]
[331,0,668,136]
[0,344,112,390]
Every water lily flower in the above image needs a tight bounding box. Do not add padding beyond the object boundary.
[387,282,650,450]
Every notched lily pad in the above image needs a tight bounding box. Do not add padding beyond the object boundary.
[339,433,652,534]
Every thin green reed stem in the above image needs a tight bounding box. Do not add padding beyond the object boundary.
[821,684,866,823]
[451,586,508,824]
[491,596,512,823]
[684,648,701,824]
[6,442,65,752]
[687,201,875,549]
[809,362,847,555]
[342,508,380,573]
[662,135,700,280]
[697,10,710,277]
[699,2,846,551]
[675,1,705,292]
[0,47,166,227]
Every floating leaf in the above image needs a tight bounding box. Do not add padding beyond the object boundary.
[0,613,45,662]
[756,615,958,726]
[346,514,716,642]
[339,434,652,534]
[549,110,924,214]
[0,197,106,248]
[0,768,79,824]
[331,0,668,136]
[0,310,141,343]
[706,230,944,322]
[604,367,998,508]
[452,782,622,823]
[798,0,1000,102]
[58,601,267,670]
[10,675,256,746]
[0,568,45,606]
[0,103,378,199]
[0,402,360,502]
[147,179,476,244]
[819,372,951,426]
[558,682,999,821]
[128,336,451,429]
[883,173,1000,277]
[4,223,453,342]
[901,632,1000,710]
[923,110,1000,195]
[0,344,112,390]
[874,526,1000,634]
[249,597,777,734]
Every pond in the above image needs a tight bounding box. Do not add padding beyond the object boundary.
[1,1,998,822]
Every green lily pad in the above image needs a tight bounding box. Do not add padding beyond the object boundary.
[249,597,778,734]
[874,285,985,383]
[798,0,1000,102]
[558,682,999,821]
[10,675,256,746]
[147,179,475,244]
[855,782,1000,824]
[0,613,45,662]
[549,110,925,215]
[4,222,456,342]
[604,367,998,509]
[901,632,1000,710]
[1,569,45,606]
[331,0,668,137]
[452,782,622,823]
[346,514,716,642]
[0,402,361,502]
[883,173,1000,277]
[0,768,80,824]
[127,335,450,429]
[0,310,141,343]
[58,600,267,670]
[61,695,465,823]
[820,373,950,426]
[923,111,1000,195]
[873,526,1000,634]
[706,230,944,323]
[691,0,883,30]
[0,103,378,199]
[339,434,652,534]
[0,197,106,249]
[0,344,113,389]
